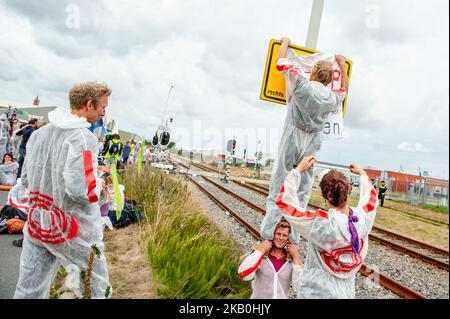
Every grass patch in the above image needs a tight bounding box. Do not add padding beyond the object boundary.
[121,166,251,299]
[418,203,449,214]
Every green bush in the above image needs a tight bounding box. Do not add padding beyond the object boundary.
[121,166,251,298]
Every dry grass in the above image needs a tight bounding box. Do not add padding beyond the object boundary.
[103,222,155,299]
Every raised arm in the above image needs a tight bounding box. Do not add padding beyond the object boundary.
[349,163,377,213]
[238,240,272,281]
[277,37,291,61]
[276,156,329,240]
[335,55,349,91]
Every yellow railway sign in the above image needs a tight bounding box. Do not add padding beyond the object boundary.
[260,39,353,117]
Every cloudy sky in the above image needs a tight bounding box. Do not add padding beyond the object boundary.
[0,0,448,178]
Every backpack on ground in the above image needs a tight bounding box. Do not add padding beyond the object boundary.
[6,218,25,234]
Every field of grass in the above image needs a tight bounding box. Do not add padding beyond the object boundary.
[121,166,251,298]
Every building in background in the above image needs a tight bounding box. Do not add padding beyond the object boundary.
[365,168,448,207]
[0,99,57,122]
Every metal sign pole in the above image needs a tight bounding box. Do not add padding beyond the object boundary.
[241,149,247,177]
[305,0,325,50]
[224,151,231,183]
[253,140,261,178]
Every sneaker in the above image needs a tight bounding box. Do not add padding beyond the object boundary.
[12,238,23,247]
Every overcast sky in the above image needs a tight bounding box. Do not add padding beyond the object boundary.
[0,0,448,178]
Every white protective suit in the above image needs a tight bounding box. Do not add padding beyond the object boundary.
[0,162,19,186]
[14,107,111,299]
[7,178,29,211]
[10,127,22,160]
[0,114,11,160]
[276,169,378,298]
[262,50,347,244]
[238,250,303,299]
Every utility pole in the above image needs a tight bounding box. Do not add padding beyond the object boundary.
[305,0,325,50]
[161,85,174,128]
[224,139,236,183]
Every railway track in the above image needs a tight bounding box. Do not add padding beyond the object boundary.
[184,159,449,228]
[170,158,427,299]
[240,178,450,271]
[172,157,449,270]
[246,181,449,229]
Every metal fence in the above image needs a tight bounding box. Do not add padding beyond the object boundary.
[386,177,448,208]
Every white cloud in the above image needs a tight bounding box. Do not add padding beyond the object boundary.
[397,142,432,153]
[0,0,448,178]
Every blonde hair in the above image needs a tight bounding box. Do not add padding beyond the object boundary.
[275,218,291,234]
[69,81,111,110]
[311,60,333,86]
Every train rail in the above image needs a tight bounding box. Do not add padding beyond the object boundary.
[173,156,449,271]
[170,158,427,299]
[183,158,448,227]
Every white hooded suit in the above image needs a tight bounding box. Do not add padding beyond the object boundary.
[14,107,111,299]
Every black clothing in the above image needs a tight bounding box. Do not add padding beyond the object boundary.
[378,184,387,207]
[16,125,36,151]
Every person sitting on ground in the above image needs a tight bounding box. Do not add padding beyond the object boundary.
[0,153,19,186]
[98,173,113,230]
[238,218,304,299]
[7,178,30,247]
[276,156,378,298]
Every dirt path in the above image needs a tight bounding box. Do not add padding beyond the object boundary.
[103,223,154,298]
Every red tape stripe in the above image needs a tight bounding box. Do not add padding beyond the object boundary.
[276,185,328,219]
[83,150,98,203]
[239,254,264,278]
[363,188,377,213]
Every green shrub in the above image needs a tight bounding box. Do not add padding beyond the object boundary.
[121,166,251,298]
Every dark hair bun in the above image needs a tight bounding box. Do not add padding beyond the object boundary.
[319,170,349,208]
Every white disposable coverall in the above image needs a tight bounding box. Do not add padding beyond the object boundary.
[0,162,18,186]
[0,114,11,160]
[262,50,347,244]
[7,178,29,211]
[238,250,303,299]
[14,107,111,299]
[276,169,378,298]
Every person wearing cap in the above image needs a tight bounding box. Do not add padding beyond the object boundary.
[378,181,387,207]
[238,218,304,299]
[275,156,378,298]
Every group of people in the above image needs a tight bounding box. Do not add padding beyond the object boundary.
[98,133,152,168]
[0,117,47,186]
[6,36,382,300]
[238,37,379,299]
